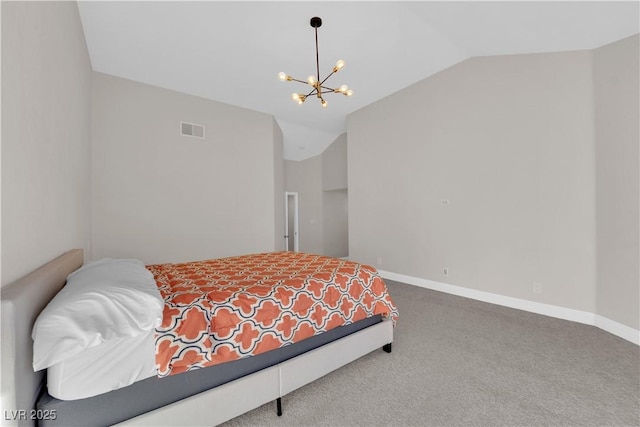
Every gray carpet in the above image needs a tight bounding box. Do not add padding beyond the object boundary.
[221,280,640,426]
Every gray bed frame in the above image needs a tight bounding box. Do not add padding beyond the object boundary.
[1,249,394,426]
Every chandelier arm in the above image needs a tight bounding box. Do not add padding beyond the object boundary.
[318,89,338,94]
[319,83,337,90]
[319,70,336,86]
[289,77,309,85]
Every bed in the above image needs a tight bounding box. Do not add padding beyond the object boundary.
[1,249,396,426]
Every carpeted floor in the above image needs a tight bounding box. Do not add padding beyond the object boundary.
[221,280,640,426]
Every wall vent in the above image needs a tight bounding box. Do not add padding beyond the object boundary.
[180,121,205,139]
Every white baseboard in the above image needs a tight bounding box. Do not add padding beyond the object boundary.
[378,269,639,346]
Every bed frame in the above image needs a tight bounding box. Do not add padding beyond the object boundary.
[1,249,394,426]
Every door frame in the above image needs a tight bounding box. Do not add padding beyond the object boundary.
[284,192,299,252]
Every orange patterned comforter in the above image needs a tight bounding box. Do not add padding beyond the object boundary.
[146,251,398,377]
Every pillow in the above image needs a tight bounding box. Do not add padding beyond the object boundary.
[32,258,164,371]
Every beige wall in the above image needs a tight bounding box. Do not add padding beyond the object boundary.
[322,133,348,191]
[91,73,281,264]
[1,1,92,286]
[348,50,597,314]
[273,119,285,251]
[284,156,324,255]
[593,35,640,330]
[285,134,349,257]
[321,133,348,257]
[323,189,349,258]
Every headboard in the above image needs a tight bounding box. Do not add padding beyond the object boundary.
[1,249,83,426]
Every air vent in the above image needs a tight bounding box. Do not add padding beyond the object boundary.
[180,121,205,139]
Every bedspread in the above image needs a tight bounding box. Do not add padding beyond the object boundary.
[146,252,398,377]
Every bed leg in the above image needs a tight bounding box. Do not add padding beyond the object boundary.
[383,343,392,353]
[276,397,282,416]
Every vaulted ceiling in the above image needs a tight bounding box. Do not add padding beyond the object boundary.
[77,1,639,160]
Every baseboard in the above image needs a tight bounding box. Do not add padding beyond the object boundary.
[378,269,639,346]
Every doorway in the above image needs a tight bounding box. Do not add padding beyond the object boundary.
[284,192,299,251]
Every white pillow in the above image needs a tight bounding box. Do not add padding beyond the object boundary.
[32,258,164,371]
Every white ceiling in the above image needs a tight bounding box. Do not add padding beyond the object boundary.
[77,1,639,160]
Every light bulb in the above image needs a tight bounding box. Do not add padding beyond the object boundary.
[278,72,288,81]
[291,93,300,101]
[321,99,327,108]
[346,89,354,97]
[339,85,348,93]
[307,75,316,85]
[335,60,345,70]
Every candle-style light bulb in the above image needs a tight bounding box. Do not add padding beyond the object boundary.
[278,72,288,81]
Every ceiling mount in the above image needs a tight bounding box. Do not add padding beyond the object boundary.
[278,16,353,108]
[310,16,322,28]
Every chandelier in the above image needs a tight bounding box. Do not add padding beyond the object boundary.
[278,17,353,108]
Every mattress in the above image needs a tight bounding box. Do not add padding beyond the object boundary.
[37,315,383,427]
[46,329,157,400]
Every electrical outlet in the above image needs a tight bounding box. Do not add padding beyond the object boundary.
[533,282,542,294]
[443,268,449,276]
